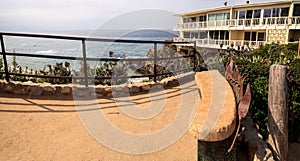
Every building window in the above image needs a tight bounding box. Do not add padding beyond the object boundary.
[293,4,300,16]
[234,11,238,19]
[183,32,190,38]
[253,9,261,25]
[199,15,207,22]
[272,8,280,17]
[200,32,208,39]
[244,32,251,41]
[239,11,246,19]
[238,11,246,25]
[209,31,229,40]
[264,9,272,17]
[254,9,261,18]
[191,17,196,22]
[258,32,266,41]
[183,18,190,23]
[281,7,289,17]
[191,32,199,39]
[251,32,257,41]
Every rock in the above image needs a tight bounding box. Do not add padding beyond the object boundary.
[167,79,179,87]
[96,93,104,98]
[28,86,43,97]
[141,84,151,91]
[54,85,62,95]
[104,87,113,98]
[43,86,55,95]
[4,83,13,93]
[129,86,140,93]
[95,86,105,94]
[21,84,31,95]
[13,83,24,95]
[0,81,5,90]
[73,87,93,97]
[61,86,72,95]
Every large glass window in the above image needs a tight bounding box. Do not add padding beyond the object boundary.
[191,32,198,39]
[239,11,246,19]
[293,4,300,16]
[234,11,238,19]
[226,31,229,40]
[183,32,190,38]
[246,10,253,19]
[281,7,289,17]
[251,32,257,41]
[253,9,261,25]
[216,13,223,26]
[183,18,190,23]
[254,9,261,18]
[258,32,266,41]
[244,32,251,41]
[264,9,272,17]
[272,8,280,17]
[199,15,207,22]
[191,17,196,22]
[208,14,215,21]
[239,11,246,25]
[200,32,208,39]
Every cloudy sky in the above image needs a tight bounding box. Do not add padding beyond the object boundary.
[0,0,271,32]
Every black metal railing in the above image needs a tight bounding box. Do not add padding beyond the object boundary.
[0,32,196,87]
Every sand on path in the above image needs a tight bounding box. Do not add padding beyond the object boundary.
[0,82,199,161]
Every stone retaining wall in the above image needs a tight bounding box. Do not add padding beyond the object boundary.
[0,74,193,97]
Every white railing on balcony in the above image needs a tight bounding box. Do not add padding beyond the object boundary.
[173,38,266,48]
[175,17,300,30]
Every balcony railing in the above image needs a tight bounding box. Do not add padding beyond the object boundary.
[175,17,300,30]
[173,37,266,49]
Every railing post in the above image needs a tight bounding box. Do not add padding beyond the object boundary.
[154,43,157,83]
[193,41,197,71]
[0,35,10,82]
[81,39,89,87]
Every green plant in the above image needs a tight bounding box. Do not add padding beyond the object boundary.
[221,43,300,141]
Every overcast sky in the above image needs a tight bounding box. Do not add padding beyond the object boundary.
[0,0,271,32]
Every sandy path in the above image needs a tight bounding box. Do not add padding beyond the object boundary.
[0,82,199,161]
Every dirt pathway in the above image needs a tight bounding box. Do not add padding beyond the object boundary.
[0,81,199,161]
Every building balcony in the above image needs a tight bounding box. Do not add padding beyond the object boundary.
[173,37,266,49]
[174,17,300,31]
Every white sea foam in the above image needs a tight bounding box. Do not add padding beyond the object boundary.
[35,50,58,54]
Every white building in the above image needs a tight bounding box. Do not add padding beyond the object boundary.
[174,0,300,49]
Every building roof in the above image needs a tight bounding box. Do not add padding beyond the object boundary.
[177,0,300,17]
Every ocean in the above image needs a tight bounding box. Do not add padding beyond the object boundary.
[1,29,178,72]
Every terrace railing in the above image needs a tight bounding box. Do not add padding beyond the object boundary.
[175,17,300,30]
[0,32,196,87]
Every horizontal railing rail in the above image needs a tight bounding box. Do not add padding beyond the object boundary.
[175,16,300,30]
[0,32,196,87]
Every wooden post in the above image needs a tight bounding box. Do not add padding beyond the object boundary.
[268,64,288,161]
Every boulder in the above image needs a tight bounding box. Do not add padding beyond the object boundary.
[28,85,43,97]
[129,86,140,93]
[43,86,56,95]
[61,86,72,95]
[141,84,151,91]
[4,83,13,93]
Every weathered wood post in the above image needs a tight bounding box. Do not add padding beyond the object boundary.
[268,64,288,161]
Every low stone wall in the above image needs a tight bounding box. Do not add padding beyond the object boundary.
[0,74,194,98]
